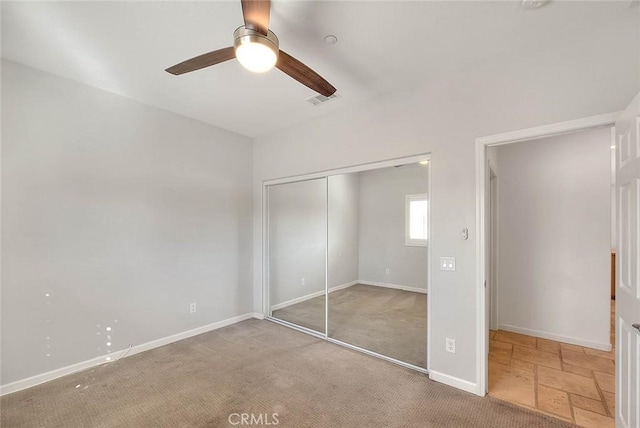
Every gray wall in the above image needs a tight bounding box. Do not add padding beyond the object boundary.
[328,174,360,288]
[1,61,254,385]
[268,179,327,306]
[357,165,429,289]
[497,127,611,348]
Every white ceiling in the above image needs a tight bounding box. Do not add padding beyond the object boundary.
[2,1,639,137]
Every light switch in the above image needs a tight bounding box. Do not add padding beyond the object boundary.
[440,257,456,271]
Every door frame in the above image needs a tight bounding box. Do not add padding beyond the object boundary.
[474,111,620,396]
[262,152,432,373]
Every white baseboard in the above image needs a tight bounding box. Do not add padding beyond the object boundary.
[359,280,428,294]
[498,323,612,351]
[252,312,265,320]
[270,281,358,311]
[0,312,257,396]
[271,280,426,312]
[329,281,359,293]
[429,370,478,395]
[270,290,326,311]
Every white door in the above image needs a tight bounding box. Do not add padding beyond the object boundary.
[615,91,640,428]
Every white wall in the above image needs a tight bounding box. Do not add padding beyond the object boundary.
[357,165,428,289]
[253,38,638,387]
[1,60,254,386]
[496,128,611,348]
[268,179,327,306]
[328,174,359,289]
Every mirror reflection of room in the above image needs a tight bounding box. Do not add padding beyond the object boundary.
[328,163,428,368]
[268,178,327,334]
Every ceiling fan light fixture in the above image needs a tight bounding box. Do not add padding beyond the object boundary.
[233,26,279,73]
[166,1,337,97]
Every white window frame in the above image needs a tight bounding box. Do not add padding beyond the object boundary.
[405,193,428,247]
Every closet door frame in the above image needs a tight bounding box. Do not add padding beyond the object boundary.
[262,153,432,373]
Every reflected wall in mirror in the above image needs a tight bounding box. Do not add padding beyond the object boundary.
[328,163,428,368]
[268,178,327,334]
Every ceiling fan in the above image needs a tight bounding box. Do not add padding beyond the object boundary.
[165,0,337,97]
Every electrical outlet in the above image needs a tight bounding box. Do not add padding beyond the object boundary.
[440,257,456,271]
[301,278,305,286]
[385,268,390,275]
[189,303,197,314]
[446,338,456,353]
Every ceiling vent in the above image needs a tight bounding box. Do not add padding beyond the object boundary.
[305,93,341,106]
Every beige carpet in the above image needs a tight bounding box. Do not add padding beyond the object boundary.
[273,284,427,367]
[272,294,326,333]
[1,319,571,427]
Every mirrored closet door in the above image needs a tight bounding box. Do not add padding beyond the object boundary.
[327,164,428,368]
[266,159,429,370]
[268,178,327,334]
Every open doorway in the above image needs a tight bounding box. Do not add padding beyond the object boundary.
[483,126,616,426]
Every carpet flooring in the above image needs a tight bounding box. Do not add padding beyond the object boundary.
[273,284,427,368]
[1,319,572,427]
[272,294,326,334]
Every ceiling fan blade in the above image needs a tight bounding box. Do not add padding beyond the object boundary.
[166,47,235,75]
[241,0,271,36]
[276,50,336,97]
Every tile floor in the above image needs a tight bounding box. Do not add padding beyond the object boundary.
[488,300,615,427]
